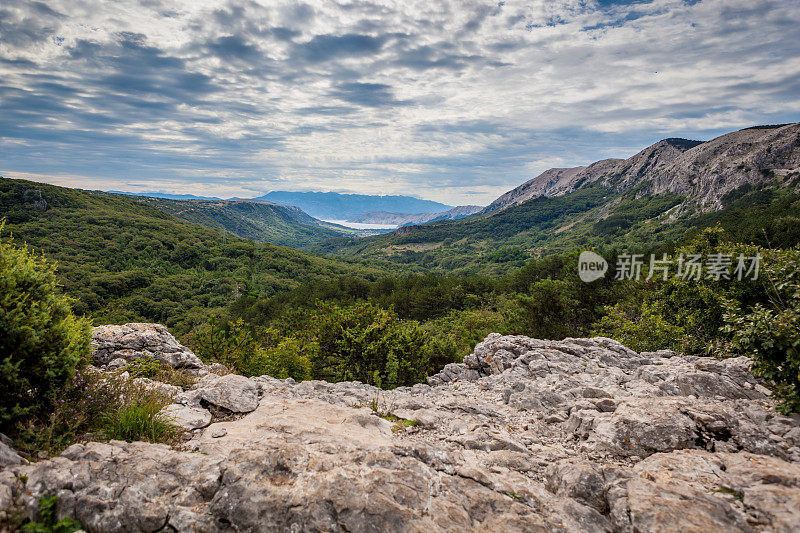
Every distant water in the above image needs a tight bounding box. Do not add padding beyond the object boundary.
[323,219,398,230]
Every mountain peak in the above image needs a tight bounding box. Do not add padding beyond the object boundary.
[662,138,704,150]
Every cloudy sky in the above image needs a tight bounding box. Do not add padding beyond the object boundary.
[1,0,799,204]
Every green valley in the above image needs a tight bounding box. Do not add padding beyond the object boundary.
[0,177,388,335]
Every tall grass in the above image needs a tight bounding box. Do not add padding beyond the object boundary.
[102,398,178,443]
[14,367,179,456]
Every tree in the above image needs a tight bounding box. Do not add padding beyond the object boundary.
[0,223,90,428]
[723,248,800,413]
[309,302,429,387]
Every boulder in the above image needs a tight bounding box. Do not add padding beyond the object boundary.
[0,440,26,468]
[91,323,203,369]
[160,404,212,430]
[195,374,259,413]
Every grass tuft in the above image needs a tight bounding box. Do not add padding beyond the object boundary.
[102,398,179,443]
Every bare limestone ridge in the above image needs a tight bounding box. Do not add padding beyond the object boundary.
[485,123,800,213]
[2,325,800,532]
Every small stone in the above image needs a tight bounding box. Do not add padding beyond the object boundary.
[211,427,227,438]
[595,399,616,412]
[106,358,128,371]
[544,413,567,424]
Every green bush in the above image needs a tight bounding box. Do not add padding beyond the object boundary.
[504,279,581,339]
[126,357,197,389]
[723,249,800,413]
[309,302,429,387]
[190,319,313,382]
[0,223,90,429]
[126,357,161,378]
[592,301,687,352]
[421,308,507,369]
[239,337,313,381]
[14,368,177,456]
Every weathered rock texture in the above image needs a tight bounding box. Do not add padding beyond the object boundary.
[91,323,203,369]
[3,332,799,532]
[0,439,25,469]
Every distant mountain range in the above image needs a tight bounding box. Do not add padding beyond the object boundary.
[250,191,453,221]
[15,122,798,276]
[109,189,459,225]
[349,205,484,226]
[9,182,381,248]
[108,191,224,201]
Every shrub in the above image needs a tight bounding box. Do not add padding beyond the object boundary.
[127,357,161,378]
[592,301,687,352]
[125,357,197,389]
[0,223,91,429]
[723,248,800,413]
[504,279,581,339]
[238,337,313,381]
[189,319,312,381]
[420,308,507,370]
[189,319,277,369]
[309,302,429,387]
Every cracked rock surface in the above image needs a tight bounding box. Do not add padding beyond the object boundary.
[3,332,800,532]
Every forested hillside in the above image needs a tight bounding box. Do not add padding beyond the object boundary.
[0,177,387,334]
[135,196,367,247]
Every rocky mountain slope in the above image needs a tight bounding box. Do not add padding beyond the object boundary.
[487,123,800,213]
[2,324,799,531]
[348,205,484,226]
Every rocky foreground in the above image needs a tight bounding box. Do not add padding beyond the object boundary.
[2,326,800,532]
